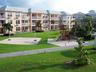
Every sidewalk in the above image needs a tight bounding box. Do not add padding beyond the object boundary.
[0,46,74,58]
[0,40,95,58]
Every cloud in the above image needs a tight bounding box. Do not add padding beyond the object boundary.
[47,0,96,13]
[0,0,96,13]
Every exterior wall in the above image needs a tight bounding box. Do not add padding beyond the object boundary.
[3,11,29,33]
[0,6,75,34]
[63,15,75,30]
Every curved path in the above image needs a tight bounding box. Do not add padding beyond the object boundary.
[0,46,74,58]
[0,40,95,58]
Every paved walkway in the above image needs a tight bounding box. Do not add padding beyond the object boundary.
[0,46,75,58]
[0,40,95,58]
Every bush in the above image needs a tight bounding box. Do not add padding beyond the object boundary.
[3,33,14,36]
[72,38,90,66]
[83,34,95,41]
[72,50,90,66]
[35,30,44,32]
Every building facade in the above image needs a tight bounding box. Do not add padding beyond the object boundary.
[0,6,75,34]
[63,15,75,30]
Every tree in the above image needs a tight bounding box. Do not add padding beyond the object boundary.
[72,38,90,66]
[71,15,93,38]
[51,20,55,30]
[35,20,43,32]
[46,10,51,30]
[2,22,13,36]
[57,12,71,41]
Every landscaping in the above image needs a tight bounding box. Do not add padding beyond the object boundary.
[0,46,96,72]
[0,31,59,53]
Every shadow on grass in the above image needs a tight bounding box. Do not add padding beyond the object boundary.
[60,49,78,58]
[20,62,81,72]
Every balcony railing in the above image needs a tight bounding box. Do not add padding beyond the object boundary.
[22,23,29,26]
[0,16,5,18]
[32,16,42,19]
[0,23,2,27]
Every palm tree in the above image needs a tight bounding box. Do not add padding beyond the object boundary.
[57,13,70,41]
[46,10,51,30]
[35,20,43,32]
[72,38,90,66]
[2,22,13,38]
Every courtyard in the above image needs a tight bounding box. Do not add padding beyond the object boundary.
[0,31,59,53]
[0,31,96,72]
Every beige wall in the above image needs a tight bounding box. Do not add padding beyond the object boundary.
[0,9,75,33]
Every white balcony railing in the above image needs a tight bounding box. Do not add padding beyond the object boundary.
[22,23,29,26]
[0,16,5,18]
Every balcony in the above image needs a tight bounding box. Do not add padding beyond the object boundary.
[7,16,12,19]
[0,23,2,27]
[22,23,29,26]
[0,16,5,20]
[15,16,20,19]
[32,16,37,19]
[32,16,42,20]
[50,17,59,20]
[22,16,29,20]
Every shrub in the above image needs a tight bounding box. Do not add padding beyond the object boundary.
[35,30,44,32]
[3,33,14,36]
[72,38,90,66]
[83,34,95,41]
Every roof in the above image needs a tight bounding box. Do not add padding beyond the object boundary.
[0,6,61,14]
[0,6,28,12]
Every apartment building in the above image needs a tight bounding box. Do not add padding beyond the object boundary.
[0,6,30,33]
[63,15,75,30]
[0,6,75,34]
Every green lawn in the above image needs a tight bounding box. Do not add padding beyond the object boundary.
[0,47,96,72]
[0,31,59,53]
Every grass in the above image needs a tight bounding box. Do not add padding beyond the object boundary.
[0,44,55,53]
[0,31,59,53]
[0,46,96,72]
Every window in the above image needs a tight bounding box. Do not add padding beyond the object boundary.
[43,20,48,23]
[16,27,20,31]
[32,13,36,17]
[25,20,28,23]
[51,15,54,17]
[0,20,4,24]
[22,13,28,19]
[0,13,4,16]
[16,13,20,18]
[22,20,28,24]
[8,20,12,24]
[55,15,57,17]
[0,13,5,18]
[8,12,12,17]
[22,20,24,23]
[16,20,20,24]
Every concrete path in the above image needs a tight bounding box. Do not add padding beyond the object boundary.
[48,38,96,47]
[0,46,75,58]
[0,40,95,58]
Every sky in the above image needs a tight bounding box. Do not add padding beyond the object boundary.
[0,0,96,14]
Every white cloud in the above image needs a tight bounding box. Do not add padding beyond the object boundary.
[5,0,96,14]
[46,0,96,14]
